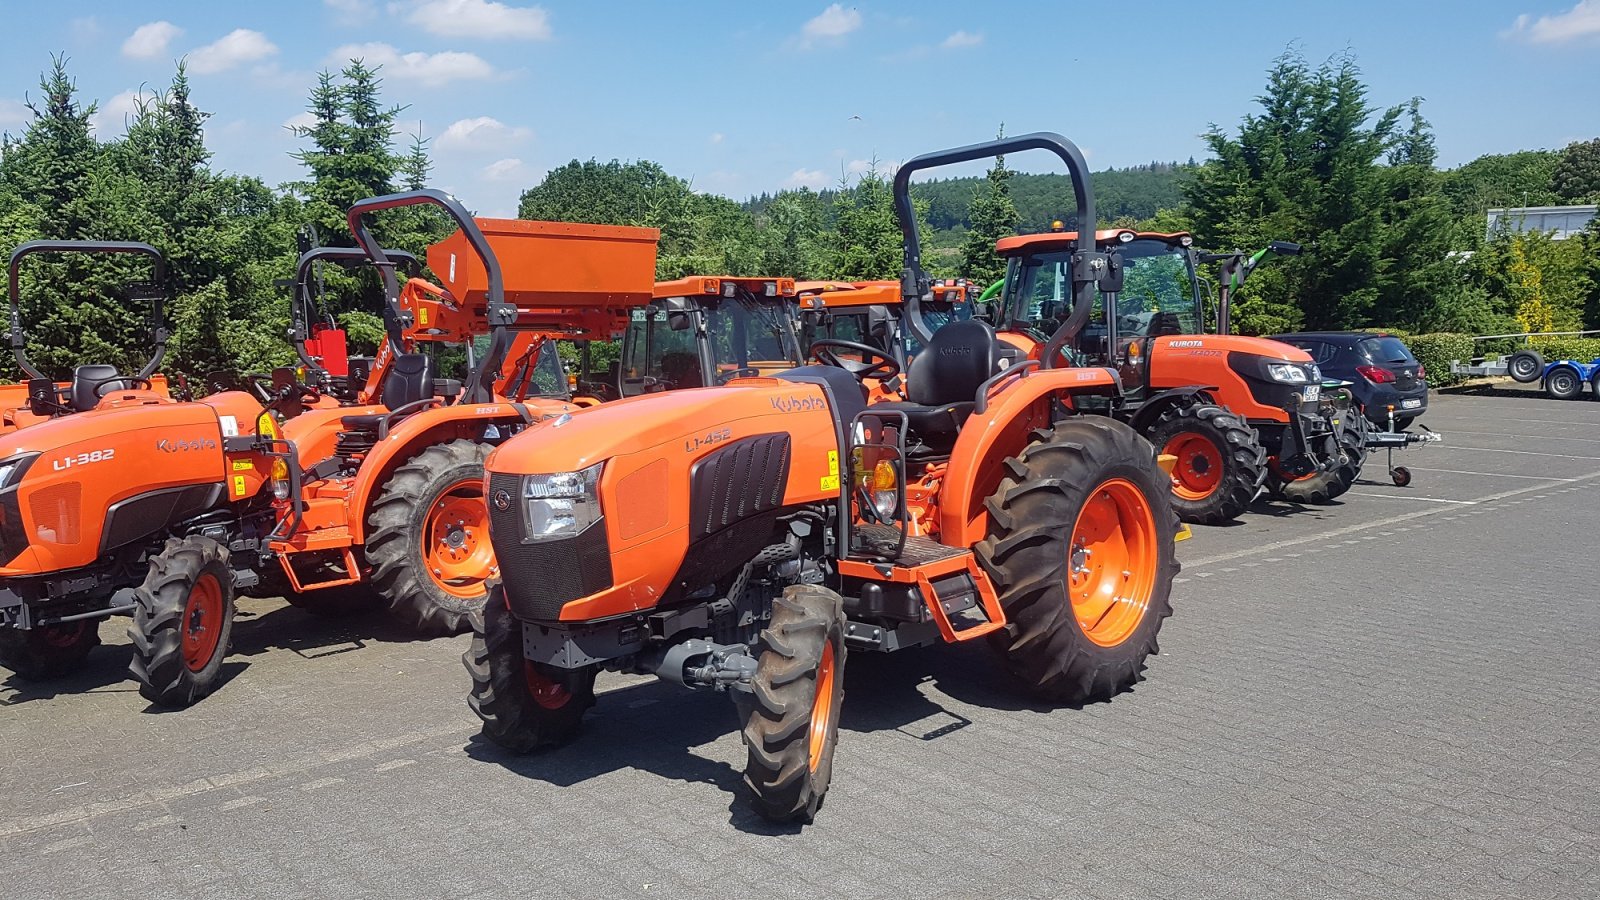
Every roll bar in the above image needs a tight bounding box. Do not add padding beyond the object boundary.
[346,189,505,403]
[289,245,419,375]
[892,132,1100,367]
[8,240,168,381]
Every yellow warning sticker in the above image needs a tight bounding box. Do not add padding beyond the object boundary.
[231,459,254,472]
[232,474,248,497]
[418,306,430,326]
[820,474,840,491]
[827,450,839,476]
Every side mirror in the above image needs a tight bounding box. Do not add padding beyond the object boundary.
[667,311,691,332]
[1269,241,1303,256]
[1097,252,1125,294]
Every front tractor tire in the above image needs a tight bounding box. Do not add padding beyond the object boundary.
[466,590,595,752]
[128,536,236,707]
[367,439,494,635]
[976,418,1178,704]
[1145,403,1265,524]
[1270,415,1367,505]
[0,620,102,680]
[741,585,847,824]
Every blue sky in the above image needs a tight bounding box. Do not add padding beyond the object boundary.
[1,1,1597,216]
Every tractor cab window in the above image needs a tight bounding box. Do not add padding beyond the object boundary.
[1113,240,1200,339]
[1005,251,1074,339]
[624,307,702,389]
[702,294,801,375]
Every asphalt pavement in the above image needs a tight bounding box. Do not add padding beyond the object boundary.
[2,385,1596,899]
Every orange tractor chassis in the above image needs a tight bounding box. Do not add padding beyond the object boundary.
[472,133,1178,824]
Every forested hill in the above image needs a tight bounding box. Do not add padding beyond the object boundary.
[743,162,1195,233]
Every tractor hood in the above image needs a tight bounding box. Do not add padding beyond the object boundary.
[485,382,831,478]
[1150,334,1313,363]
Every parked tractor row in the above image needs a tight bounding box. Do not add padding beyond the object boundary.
[1,131,1438,826]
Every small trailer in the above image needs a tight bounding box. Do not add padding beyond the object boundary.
[1449,331,1600,401]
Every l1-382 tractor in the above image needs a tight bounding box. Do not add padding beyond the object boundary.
[468,132,1179,824]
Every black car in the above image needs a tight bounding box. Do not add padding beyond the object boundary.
[1272,331,1429,429]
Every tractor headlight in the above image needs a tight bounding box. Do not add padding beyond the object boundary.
[1265,363,1311,384]
[0,454,35,490]
[522,462,603,541]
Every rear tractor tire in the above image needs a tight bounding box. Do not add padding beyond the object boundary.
[1146,403,1265,525]
[367,439,494,635]
[1269,415,1367,505]
[466,589,595,752]
[128,536,236,707]
[976,417,1178,704]
[741,584,847,824]
[0,620,101,680]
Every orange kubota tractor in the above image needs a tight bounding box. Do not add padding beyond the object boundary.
[0,244,305,703]
[2,241,175,432]
[993,229,1360,523]
[468,133,1178,824]
[272,189,658,633]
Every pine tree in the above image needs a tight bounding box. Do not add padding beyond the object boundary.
[959,125,1019,286]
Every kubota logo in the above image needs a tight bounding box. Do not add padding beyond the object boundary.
[770,395,825,413]
[492,489,512,511]
[157,437,217,453]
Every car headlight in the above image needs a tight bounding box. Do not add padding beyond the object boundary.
[521,462,603,541]
[1265,363,1311,384]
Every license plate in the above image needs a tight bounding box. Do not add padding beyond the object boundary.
[1401,398,1421,409]
[1302,384,1320,403]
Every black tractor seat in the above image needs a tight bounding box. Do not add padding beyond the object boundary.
[339,352,438,431]
[870,319,999,452]
[70,363,135,412]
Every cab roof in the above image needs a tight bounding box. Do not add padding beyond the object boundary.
[994,230,1193,256]
[652,276,796,300]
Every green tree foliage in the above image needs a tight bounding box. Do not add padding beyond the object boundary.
[960,135,1019,285]
[1551,138,1600,204]
[826,167,928,281]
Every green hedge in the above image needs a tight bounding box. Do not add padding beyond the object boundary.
[1528,336,1600,363]
[1404,333,1475,386]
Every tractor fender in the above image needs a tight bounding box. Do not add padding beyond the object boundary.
[938,367,1121,545]
[1127,386,1217,434]
[345,400,569,544]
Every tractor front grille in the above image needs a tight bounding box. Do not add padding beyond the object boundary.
[487,473,613,622]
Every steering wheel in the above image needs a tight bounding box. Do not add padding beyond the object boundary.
[809,339,901,382]
[92,375,154,398]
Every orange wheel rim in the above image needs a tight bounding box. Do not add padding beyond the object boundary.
[422,479,494,599]
[1162,433,1223,500]
[807,641,837,772]
[1067,478,1157,648]
[523,662,572,711]
[182,573,224,672]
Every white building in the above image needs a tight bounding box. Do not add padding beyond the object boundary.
[1485,204,1597,241]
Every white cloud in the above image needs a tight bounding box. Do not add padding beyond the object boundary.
[941,30,983,48]
[785,168,829,189]
[0,99,28,129]
[328,43,496,86]
[800,4,861,46]
[482,158,527,180]
[282,111,319,133]
[188,29,279,74]
[1506,1,1600,43]
[845,158,874,175]
[122,21,183,59]
[69,17,101,43]
[92,89,152,137]
[709,132,724,145]
[326,0,378,24]
[436,116,532,151]
[393,0,552,40]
